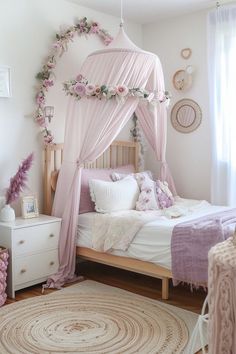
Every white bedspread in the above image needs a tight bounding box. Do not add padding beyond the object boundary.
[77,198,228,270]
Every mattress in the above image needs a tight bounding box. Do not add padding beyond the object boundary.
[76,198,228,270]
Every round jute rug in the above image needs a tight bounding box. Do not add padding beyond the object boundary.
[0,285,189,353]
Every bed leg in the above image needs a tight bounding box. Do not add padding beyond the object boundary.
[162,278,169,300]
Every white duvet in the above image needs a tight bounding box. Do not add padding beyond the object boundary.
[77,198,228,270]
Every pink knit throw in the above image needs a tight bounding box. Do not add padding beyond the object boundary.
[0,248,8,307]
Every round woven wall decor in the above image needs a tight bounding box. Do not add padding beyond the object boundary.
[171,99,202,133]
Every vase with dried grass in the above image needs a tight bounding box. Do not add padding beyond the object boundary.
[0,153,34,222]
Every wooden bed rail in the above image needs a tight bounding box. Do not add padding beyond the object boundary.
[77,247,172,300]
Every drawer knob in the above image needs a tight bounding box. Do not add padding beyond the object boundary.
[50,261,54,266]
[49,234,54,238]
[19,240,25,244]
[21,269,26,274]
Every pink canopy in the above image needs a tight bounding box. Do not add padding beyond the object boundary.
[46,27,177,288]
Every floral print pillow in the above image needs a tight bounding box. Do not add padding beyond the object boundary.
[136,176,174,211]
[111,170,153,187]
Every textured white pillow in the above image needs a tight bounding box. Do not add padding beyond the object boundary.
[89,177,140,213]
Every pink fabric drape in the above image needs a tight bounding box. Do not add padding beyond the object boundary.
[47,49,163,288]
[46,31,176,288]
[136,57,177,195]
[48,97,138,287]
[137,104,176,195]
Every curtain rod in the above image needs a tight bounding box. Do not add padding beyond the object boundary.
[215,0,236,7]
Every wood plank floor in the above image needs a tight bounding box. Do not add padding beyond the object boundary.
[6,260,207,314]
[78,261,207,314]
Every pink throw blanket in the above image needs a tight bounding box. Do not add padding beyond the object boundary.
[171,208,236,288]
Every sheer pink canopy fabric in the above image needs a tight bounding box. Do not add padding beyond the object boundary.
[46,28,176,288]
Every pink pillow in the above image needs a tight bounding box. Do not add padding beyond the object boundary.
[79,165,135,214]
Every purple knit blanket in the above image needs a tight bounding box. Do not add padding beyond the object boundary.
[171,208,236,288]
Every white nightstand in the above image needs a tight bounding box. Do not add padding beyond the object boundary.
[0,214,61,298]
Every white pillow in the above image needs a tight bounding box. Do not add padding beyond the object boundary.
[89,177,140,213]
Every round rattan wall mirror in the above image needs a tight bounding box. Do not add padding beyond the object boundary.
[171,99,202,133]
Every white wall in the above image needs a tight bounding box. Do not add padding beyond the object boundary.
[143,10,211,201]
[0,2,212,209]
[0,0,142,213]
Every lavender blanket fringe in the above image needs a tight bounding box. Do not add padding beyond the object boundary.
[171,208,236,288]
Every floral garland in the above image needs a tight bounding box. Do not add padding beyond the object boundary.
[63,75,171,106]
[35,17,113,144]
[130,113,146,170]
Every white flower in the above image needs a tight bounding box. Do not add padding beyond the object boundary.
[146,93,154,102]
[134,91,145,98]
[69,85,75,94]
[85,84,95,95]
[108,86,116,96]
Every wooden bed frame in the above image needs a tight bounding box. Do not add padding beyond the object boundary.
[44,141,172,300]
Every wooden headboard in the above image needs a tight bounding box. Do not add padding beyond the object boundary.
[44,141,139,215]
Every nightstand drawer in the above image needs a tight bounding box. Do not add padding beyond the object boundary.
[14,250,58,285]
[13,222,60,255]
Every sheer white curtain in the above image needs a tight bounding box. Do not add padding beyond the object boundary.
[208,4,236,206]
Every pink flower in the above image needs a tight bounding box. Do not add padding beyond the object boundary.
[43,79,54,89]
[74,82,86,96]
[36,92,45,106]
[94,86,101,96]
[44,132,54,145]
[85,84,95,95]
[52,41,61,49]
[104,36,113,45]
[47,61,55,69]
[79,24,85,33]
[76,74,84,82]
[90,22,99,33]
[36,115,46,127]
[116,85,129,97]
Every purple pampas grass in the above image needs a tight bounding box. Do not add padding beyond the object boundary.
[5,153,34,205]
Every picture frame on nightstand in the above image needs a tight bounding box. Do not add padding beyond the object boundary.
[21,196,39,219]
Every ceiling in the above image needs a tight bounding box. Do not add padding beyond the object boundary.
[67,0,218,24]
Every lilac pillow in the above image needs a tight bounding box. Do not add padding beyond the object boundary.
[156,180,174,209]
[79,165,135,214]
[136,176,174,211]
